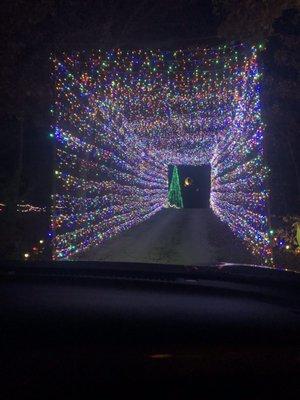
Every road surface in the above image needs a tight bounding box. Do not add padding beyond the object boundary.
[79,209,257,265]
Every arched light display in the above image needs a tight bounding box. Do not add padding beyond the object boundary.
[51,44,273,264]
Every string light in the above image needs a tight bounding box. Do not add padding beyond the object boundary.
[23,238,46,261]
[168,166,183,208]
[0,203,46,213]
[51,44,272,264]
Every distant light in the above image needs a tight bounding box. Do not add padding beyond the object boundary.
[24,253,30,259]
[184,177,193,187]
[286,245,290,250]
[269,229,274,235]
[39,240,44,244]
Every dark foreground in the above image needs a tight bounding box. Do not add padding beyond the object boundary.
[0,262,299,398]
[80,209,257,265]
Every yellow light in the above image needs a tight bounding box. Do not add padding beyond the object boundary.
[39,240,44,244]
[24,253,30,259]
[285,245,290,250]
[184,177,193,187]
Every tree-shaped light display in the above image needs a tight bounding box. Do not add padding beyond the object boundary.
[168,166,183,208]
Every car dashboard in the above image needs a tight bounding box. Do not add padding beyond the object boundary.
[1,261,299,398]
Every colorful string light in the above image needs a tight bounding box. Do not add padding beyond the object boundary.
[51,44,273,264]
[0,203,46,213]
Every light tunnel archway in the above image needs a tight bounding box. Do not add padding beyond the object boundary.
[51,45,272,264]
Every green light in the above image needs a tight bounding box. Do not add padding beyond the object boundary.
[168,166,183,208]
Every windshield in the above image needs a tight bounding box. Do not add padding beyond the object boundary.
[0,1,299,273]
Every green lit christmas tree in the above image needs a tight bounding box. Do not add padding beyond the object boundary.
[168,166,183,208]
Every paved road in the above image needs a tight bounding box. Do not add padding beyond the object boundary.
[80,209,257,265]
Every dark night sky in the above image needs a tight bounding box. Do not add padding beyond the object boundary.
[1,0,218,206]
[0,1,299,214]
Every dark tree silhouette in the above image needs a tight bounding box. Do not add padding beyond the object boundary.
[213,1,300,215]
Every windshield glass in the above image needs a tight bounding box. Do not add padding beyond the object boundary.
[0,1,299,272]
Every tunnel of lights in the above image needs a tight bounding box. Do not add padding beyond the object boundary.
[51,44,272,263]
